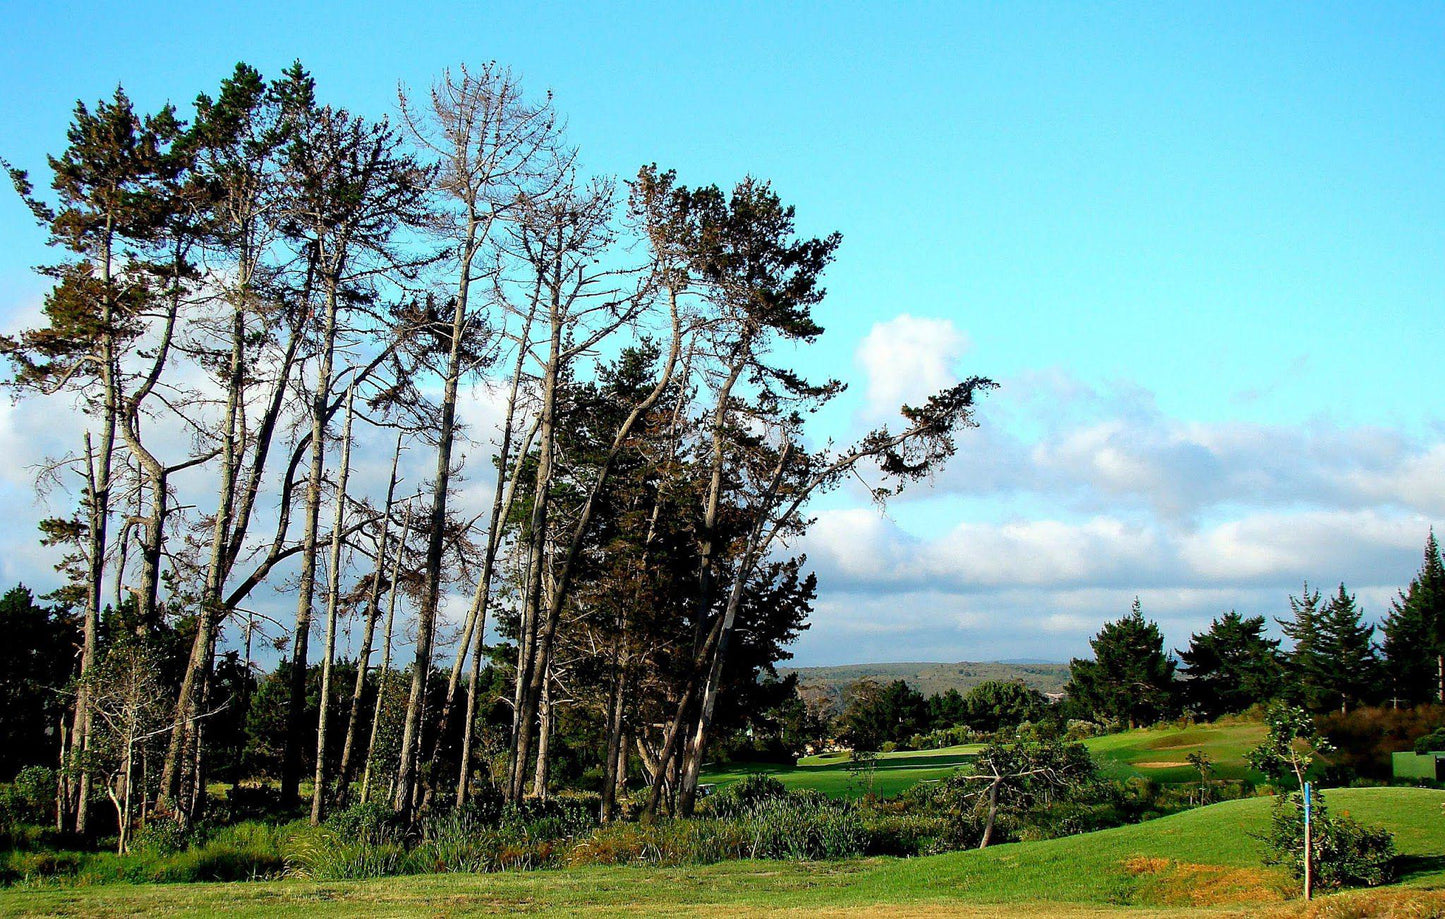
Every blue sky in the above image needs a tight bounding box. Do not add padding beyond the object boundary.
[1,2,1442,664]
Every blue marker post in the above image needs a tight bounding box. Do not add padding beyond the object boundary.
[1303,781,1313,901]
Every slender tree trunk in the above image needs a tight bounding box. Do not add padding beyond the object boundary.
[508,305,563,802]
[394,235,477,820]
[311,388,355,824]
[159,300,248,817]
[74,418,114,835]
[600,647,628,822]
[531,673,551,799]
[336,433,402,808]
[979,780,1000,849]
[361,513,410,806]
[456,325,538,805]
[511,292,681,802]
[283,277,342,804]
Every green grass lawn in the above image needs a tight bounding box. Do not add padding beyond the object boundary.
[4,788,1442,917]
[703,744,984,798]
[1082,720,1269,785]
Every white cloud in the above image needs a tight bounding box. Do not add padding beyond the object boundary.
[855,315,970,419]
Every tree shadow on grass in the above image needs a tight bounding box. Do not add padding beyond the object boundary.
[1394,854,1445,883]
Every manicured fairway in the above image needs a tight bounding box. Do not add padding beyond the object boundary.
[703,744,983,798]
[703,721,1270,799]
[1082,720,1269,785]
[4,788,1441,918]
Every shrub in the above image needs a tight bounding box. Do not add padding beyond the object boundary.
[704,773,788,818]
[284,826,407,880]
[327,800,401,846]
[859,813,978,855]
[743,795,867,860]
[569,818,749,867]
[1414,727,1445,754]
[0,767,56,850]
[1258,792,1396,890]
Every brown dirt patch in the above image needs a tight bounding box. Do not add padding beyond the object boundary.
[1121,856,1286,907]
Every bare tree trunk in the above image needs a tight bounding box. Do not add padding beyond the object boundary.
[600,647,627,822]
[74,423,114,835]
[336,433,402,808]
[283,277,342,804]
[531,673,551,799]
[312,388,356,824]
[455,299,538,804]
[157,304,244,818]
[510,292,681,802]
[393,239,478,820]
[508,301,563,802]
[979,780,1000,849]
[361,513,410,806]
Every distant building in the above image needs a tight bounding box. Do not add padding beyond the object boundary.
[1392,750,1445,782]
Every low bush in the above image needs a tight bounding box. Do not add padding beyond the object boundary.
[1258,792,1396,890]
[703,773,788,818]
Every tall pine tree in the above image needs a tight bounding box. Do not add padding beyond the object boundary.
[1316,584,1381,714]
[1278,584,1331,713]
[1383,531,1445,705]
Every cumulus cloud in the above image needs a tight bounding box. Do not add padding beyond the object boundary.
[801,349,1444,662]
[855,315,970,419]
[894,369,1445,523]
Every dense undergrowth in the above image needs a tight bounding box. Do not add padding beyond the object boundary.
[0,761,1272,888]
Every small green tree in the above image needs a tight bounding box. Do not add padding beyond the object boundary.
[1186,750,1214,805]
[1247,703,1395,892]
[1246,702,1330,790]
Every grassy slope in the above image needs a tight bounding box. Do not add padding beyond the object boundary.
[1084,720,1268,784]
[5,788,1442,918]
[703,745,983,798]
[702,721,1270,798]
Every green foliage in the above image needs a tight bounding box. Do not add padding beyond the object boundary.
[1065,598,1178,727]
[0,588,74,778]
[1176,611,1284,719]
[1277,583,1381,714]
[838,679,928,753]
[1414,727,1445,754]
[704,773,788,818]
[1258,792,1396,889]
[960,680,1051,733]
[1384,531,1445,706]
[1318,585,1384,713]
[0,767,56,833]
[1246,702,1332,789]
[740,794,867,860]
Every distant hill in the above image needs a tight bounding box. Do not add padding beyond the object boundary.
[782,660,1071,712]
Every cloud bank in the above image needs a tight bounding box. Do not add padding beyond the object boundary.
[786,316,1442,664]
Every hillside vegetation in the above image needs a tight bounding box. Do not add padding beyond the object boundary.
[5,788,1441,917]
[785,661,1071,711]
